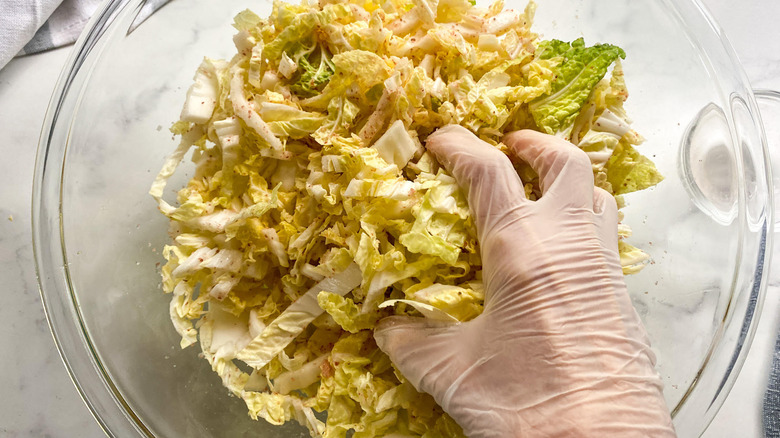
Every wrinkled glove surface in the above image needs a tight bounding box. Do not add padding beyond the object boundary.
[375,126,676,437]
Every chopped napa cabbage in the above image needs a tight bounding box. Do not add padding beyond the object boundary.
[262,4,352,64]
[379,299,459,322]
[398,172,471,265]
[370,120,420,168]
[180,58,222,124]
[273,354,329,394]
[152,0,661,436]
[291,50,335,97]
[618,241,651,275]
[606,141,665,195]
[232,9,262,32]
[530,38,626,139]
[259,102,327,138]
[318,291,377,333]
[236,263,362,369]
[278,52,298,79]
[409,282,484,321]
[301,50,392,110]
[230,66,284,151]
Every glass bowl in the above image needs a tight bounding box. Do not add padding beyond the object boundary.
[33,0,775,436]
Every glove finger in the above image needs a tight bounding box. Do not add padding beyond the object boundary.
[426,125,527,234]
[593,187,619,253]
[503,129,594,208]
[593,187,617,217]
[374,315,461,397]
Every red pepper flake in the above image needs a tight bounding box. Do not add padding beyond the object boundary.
[320,360,334,378]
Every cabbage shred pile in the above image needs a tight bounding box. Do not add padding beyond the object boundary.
[151,0,663,436]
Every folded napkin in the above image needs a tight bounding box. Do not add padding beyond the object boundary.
[0,0,168,70]
[0,0,64,69]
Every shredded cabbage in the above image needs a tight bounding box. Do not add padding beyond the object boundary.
[151,0,662,435]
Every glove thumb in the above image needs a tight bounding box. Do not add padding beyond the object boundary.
[374,316,462,400]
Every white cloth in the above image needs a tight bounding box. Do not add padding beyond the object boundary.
[0,0,64,69]
[0,0,170,71]
[16,0,102,57]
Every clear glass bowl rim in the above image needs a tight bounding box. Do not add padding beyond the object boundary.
[31,0,772,436]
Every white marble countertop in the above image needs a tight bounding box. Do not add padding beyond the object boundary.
[0,0,778,436]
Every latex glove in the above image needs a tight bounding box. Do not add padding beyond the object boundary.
[374,126,676,437]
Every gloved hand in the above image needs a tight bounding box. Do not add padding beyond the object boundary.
[374,126,676,437]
